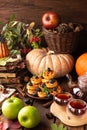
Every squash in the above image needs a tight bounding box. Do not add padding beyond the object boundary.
[26,48,74,78]
[0,36,9,58]
[75,53,87,76]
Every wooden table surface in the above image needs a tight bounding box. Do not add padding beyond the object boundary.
[22,98,87,130]
[18,76,87,130]
[1,76,87,130]
[1,98,87,130]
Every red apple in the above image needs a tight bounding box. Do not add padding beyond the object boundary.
[42,11,61,29]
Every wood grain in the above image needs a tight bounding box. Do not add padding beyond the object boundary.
[0,0,86,55]
[0,0,87,25]
[50,102,87,127]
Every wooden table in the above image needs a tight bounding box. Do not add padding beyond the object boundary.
[1,98,87,130]
[1,76,87,130]
[24,99,87,130]
[19,76,87,130]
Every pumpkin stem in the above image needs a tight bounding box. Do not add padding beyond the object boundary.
[47,50,55,55]
[46,47,55,55]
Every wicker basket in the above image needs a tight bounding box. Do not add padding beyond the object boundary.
[43,27,80,54]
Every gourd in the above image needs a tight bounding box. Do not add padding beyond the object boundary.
[75,53,87,76]
[0,36,9,58]
[26,48,74,78]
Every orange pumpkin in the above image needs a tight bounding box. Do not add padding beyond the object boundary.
[75,53,87,76]
[0,37,9,58]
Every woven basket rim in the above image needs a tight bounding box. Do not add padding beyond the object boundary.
[42,26,80,54]
[42,26,80,36]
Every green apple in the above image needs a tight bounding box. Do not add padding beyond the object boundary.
[18,105,41,128]
[2,96,24,119]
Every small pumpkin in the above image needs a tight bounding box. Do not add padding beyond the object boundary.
[26,48,74,78]
[75,53,87,76]
[0,36,9,58]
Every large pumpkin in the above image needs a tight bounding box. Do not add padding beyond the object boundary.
[26,48,74,78]
[75,53,87,76]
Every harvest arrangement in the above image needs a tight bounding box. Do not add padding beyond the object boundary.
[0,11,87,129]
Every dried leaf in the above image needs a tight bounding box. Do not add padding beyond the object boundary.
[29,22,35,29]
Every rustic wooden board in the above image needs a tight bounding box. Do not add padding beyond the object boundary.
[50,102,87,127]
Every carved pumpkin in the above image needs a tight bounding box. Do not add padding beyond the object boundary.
[0,36,9,58]
[26,48,74,78]
[75,53,87,76]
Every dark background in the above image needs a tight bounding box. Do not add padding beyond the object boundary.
[0,0,87,56]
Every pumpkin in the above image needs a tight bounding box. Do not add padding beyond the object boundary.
[0,36,9,58]
[26,48,74,78]
[75,53,87,76]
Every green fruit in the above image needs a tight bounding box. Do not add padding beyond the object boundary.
[18,105,41,128]
[2,96,24,119]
